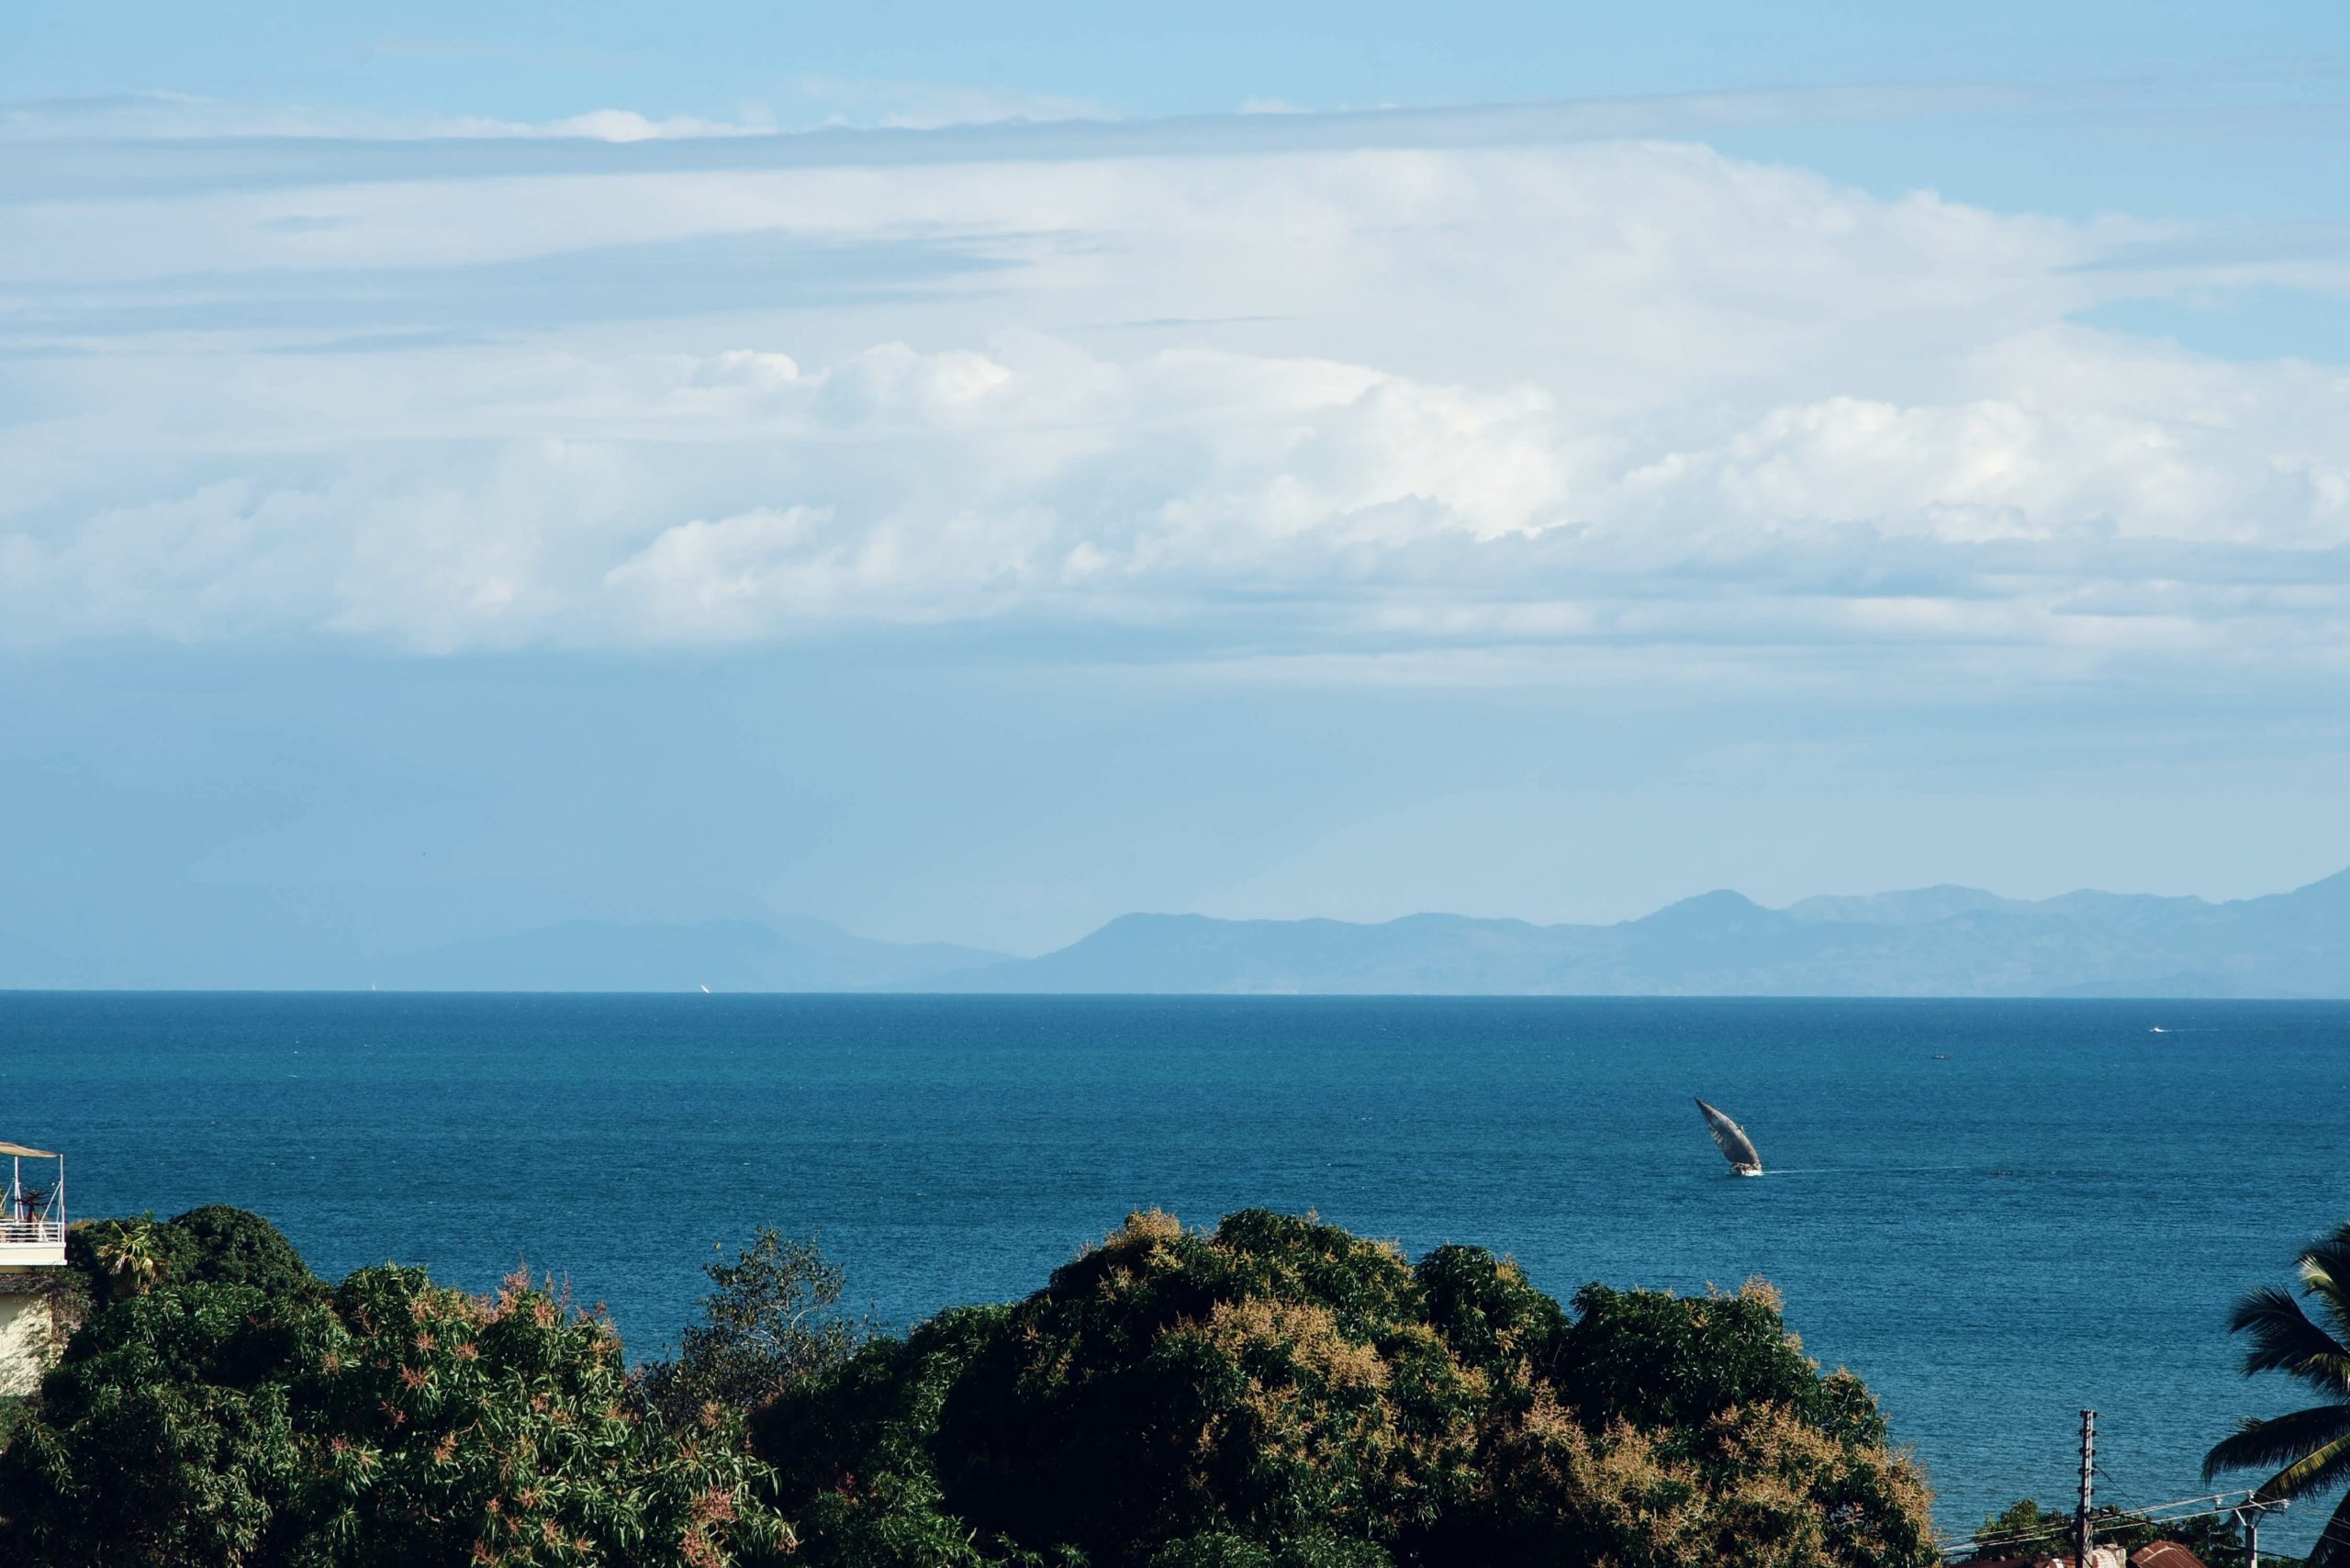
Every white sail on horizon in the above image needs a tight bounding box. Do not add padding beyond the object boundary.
[1695,1098,1763,1175]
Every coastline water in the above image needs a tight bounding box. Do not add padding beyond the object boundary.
[3,991,2344,1548]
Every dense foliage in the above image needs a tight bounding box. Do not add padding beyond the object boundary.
[0,1204,1941,1567]
[1,1210,787,1567]
[753,1207,1938,1568]
[633,1227,871,1430]
[69,1205,317,1309]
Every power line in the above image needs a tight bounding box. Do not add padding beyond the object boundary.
[1939,1489,2265,1561]
[2119,1490,2262,1519]
[1949,1499,2245,1551]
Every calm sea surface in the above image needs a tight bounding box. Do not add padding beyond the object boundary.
[2,993,2344,1548]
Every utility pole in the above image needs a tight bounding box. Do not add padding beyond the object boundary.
[2236,1497,2285,1568]
[2076,1409,2096,1568]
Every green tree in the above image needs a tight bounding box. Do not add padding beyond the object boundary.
[0,1214,789,1568]
[1967,1498,2261,1568]
[162,1206,319,1296]
[69,1205,319,1309]
[2206,1222,2350,1567]
[0,1279,310,1565]
[633,1227,870,1429]
[1467,1277,1930,1568]
[84,1217,166,1301]
[754,1207,1937,1568]
[1965,1498,2071,1560]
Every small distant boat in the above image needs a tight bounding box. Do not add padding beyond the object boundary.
[1695,1098,1763,1177]
[1931,1053,1950,1060]
[2149,1026,2165,1034]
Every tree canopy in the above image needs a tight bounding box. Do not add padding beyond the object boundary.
[632,1226,871,1431]
[2,1204,1940,1567]
[3,1209,788,1568]
[68,1205,318,1309]
[753,1207,1938,1568]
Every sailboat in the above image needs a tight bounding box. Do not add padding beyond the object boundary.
[1695,1098,1763,1177]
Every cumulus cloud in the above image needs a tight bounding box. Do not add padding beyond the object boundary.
[0,124,2344,684]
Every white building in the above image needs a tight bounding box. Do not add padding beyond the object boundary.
[0,1142,66,1396]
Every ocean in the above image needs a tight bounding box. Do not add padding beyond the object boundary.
[3,991,2344,1550]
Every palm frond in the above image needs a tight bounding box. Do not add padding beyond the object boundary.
[2230,1285,2350,1394]
[2260,1430,2350,1503]
[2305,1227,2350,1346]
[2308,1491,2350,1568]
[2206,1406,2350,1482]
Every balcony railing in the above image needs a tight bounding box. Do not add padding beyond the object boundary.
[0,1221,62,1247]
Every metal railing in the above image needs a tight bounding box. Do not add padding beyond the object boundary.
[0,1221,62,1246]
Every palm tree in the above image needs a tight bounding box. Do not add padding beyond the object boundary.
[2206,1222,2350,1566]
[90,1218,165,1299]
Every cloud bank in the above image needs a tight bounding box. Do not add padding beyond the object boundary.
[2,116,2345,685]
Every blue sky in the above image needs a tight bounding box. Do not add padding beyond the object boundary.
[8,3,2342,127]
[3,2,2349,972]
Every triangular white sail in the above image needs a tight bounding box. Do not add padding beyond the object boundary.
[1694,1098,1762,1175]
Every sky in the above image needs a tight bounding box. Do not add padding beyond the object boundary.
[4,2,2350,973]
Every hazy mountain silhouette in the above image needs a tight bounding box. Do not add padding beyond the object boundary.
[940,868,2350,997]
[8,873,2349,995]
[381,917,1005,992]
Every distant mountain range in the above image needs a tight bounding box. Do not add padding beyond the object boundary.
[6,871,2350,996]
[942,869,2350,997]
[0,914,1008,993]
[380,916,1007,993]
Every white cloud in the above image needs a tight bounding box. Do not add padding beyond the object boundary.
[1,128,2345,684]
[506,109,778,143]
[767,73,1112,131]
[0,92,789,144]
[0,78,1112,147]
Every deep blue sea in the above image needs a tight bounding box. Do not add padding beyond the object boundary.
[3,993,2344,1551]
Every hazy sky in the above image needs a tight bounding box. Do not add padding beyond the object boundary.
[4,3,2349,967]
